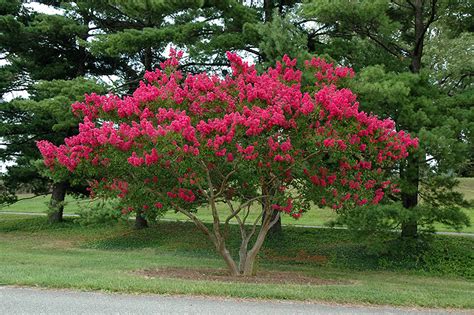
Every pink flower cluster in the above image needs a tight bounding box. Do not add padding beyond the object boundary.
[37,51,418,216]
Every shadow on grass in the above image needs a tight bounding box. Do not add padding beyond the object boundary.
[0,216,77,232]
[2,215,473,279]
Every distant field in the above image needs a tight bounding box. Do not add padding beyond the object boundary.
[1,194,91,214]
[0,194,339,228]
[2,178,473,232]
[457,177,474,201]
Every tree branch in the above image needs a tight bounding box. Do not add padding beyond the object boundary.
[223,195,270,227]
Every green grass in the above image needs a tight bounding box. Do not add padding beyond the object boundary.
[2,179,474,232]
[458,177,474,201]
[0,194,91,214]
[0,215,473,309]
[1,178,472,231]
[432,177,474,233]
[1,193,338,227]
[164,202,338,227]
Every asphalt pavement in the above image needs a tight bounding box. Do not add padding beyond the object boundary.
[0,286,464,315]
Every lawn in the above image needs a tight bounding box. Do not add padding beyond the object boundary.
[0,214,473,309]
[0,194,87,214]
[458,177,474,200]
[2,177,473,232]
[0,193,338,226]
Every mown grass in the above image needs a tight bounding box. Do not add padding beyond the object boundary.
[0,194,86,214]
[0,214,473,308]
[2,177,473,232]
[1,193,338,227]
[458,177,474,200]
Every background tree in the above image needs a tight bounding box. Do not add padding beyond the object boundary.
[302,0,472,237]
[1,79,106,222]
[0,1,113,222]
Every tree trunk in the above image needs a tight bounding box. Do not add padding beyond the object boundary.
[144,47,153,71]
[261,181,282,235]
[242,217,275,276]
[238,237,249,274]
[261,208,282,235]
[410,0,425,75]
[400,0,425,237]
[264,0,273,22]
[217,242,240,276]
[400,154,420,238]
[48,182,67,223]
[135,213,148,229]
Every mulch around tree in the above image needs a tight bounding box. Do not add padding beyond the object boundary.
[135,267,350,286]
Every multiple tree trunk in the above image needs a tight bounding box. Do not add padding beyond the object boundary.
[181,197,280,276]
[172,162,282,276]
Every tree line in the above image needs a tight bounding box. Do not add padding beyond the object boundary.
[1,0,472,236]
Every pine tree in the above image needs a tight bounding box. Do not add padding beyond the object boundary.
[302,0,473,236]
[0,1,114,222]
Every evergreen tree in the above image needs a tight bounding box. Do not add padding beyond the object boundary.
[302,0,473,236]
[0,1,114,222]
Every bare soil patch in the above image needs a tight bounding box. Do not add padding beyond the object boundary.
[263,249,329,264]
[136,267,350,286]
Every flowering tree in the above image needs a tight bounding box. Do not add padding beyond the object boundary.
[37,51,417,276]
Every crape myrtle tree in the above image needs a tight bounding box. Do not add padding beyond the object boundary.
[37,52,417,276]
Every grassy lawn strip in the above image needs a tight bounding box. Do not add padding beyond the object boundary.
[2,189,474,233]
[0,194,85,214]
[0,215,473,309]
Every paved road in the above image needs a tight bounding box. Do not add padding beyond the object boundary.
[1,211,473,237]
[0,286,464,315]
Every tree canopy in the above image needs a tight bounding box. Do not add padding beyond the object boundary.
[37,53,417,275]
[1,0,471,236]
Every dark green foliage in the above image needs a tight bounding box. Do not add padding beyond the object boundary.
[0,78,107,205]
[303,0,473,235]
[255,11,308,67]
[270,229,474,279]
[0,2,119,212]
[74,198,122,226]
[366,235,474,279]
